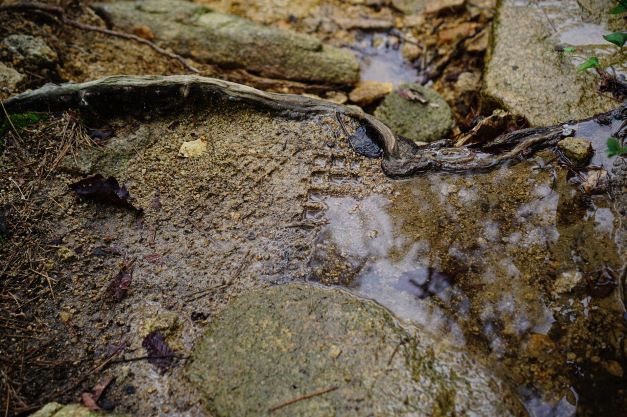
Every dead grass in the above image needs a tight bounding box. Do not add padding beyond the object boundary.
[0,112,94,416]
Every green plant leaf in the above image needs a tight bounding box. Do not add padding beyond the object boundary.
[578,56,600,71]
[603,31,627,47]
[0,112,44,141]
[610,3,627,13]
[562,46,576,53]
[607,137,627,157]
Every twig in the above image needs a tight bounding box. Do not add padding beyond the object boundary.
[109,354,187,364]
[8,177,27,200]
[531,0,557,33]
[4,384,9,417]
[185,282,229,302]
[65,20,199,73]
[28,268,57,299]
[268,386,338,413]
[387,341,402,366]
[1,100,22,141]
[0,2,199,73]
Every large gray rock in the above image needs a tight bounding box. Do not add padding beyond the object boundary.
[3,34,58,66]
[483,0,625,126]
[374,83,454,143]
[93,0,359,85]
[183,284,527,417]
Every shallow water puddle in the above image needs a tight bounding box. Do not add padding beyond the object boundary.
[309,153,624,417]
[352,32,419,85]
[564,115,624,169]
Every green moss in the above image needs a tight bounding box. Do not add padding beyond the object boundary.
[0,112,46,145]
[374,84,453,143]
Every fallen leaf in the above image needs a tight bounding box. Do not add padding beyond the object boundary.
[87,128,113,142]
[455,110,525,147]
[82,392,100,411]
[0,209,9,238]
[107,260,134,302]
[81,375,114,411]
[70,175,140,212]
[142,331,175,373]
[178,138,207,158]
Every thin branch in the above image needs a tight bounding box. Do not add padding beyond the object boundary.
[1,100,22,141]
[268,386,338,413]
[64,20,199,73]
[109,354,187,364]
[0,2,199,73]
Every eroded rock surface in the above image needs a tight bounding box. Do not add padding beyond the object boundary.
[183,284,527,417]
[3,76,626,417]
[93,0,360,85]
[483,0,624,126]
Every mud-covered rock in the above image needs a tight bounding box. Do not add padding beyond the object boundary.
[0,62,24,93]
[183,284,527,417]
[93,0,359,85]
[557,137,593,166]
[349,80,393,106]
[483,0,624,126]
[3,35,58,66]
[374,83,454,143]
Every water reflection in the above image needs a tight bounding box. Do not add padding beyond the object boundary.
[352,32,419,85]
[307,155,624,417]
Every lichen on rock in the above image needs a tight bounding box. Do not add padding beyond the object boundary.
[374,83,454,143]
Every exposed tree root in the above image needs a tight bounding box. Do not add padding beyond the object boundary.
[3,75,625,178]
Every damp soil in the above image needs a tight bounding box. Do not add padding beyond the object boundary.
[1,1,625,417]
[1,92,625,417]
[0,103,389,416]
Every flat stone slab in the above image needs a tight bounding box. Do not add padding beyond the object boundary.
[183,284,527,417]
[93,0,359,85]
[483,0,625,126]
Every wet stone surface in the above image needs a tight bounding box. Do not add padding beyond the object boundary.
[483,0,625,126]
[182,283,527,417]
[307,142,626,416]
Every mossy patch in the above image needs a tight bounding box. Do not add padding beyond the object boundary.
[0,112,46,154]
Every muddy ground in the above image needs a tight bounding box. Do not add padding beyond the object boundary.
[0,1,626,417]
